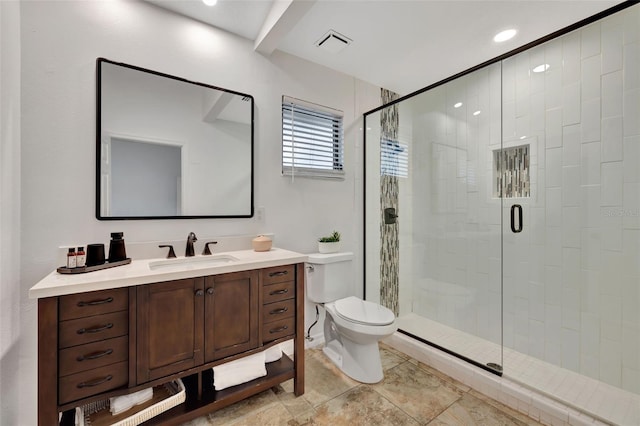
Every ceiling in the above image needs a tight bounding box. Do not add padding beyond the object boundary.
[146,0,623,95]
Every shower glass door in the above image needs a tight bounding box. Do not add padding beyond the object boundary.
[364,62,504,372]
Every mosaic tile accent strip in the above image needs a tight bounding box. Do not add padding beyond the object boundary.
[494,144,530,198]
[380,88,400,316]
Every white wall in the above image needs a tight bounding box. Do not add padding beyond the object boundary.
[14,1,379,424]
[0,2,21,424]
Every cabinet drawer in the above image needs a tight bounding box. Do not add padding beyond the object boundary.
[263,299,295,324]
[59,336,128,377]
[59,288,128,321]
[263,281,295,305]
[263,317,295,343]
[59,310,128,349]
[262,265,294,285]
[58,360,128,405]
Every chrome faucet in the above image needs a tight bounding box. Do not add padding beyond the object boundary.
[186,232,198,257]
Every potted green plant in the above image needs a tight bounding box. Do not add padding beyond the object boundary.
[318,231,341,254]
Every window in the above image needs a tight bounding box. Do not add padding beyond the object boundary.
[282,96,344,180]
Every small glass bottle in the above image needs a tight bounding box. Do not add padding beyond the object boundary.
[67,248,77,268]
[76,246,86,268]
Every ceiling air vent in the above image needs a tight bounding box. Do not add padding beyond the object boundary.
[316,30,352,54]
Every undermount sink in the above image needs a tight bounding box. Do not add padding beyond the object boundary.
[148,254,238,270]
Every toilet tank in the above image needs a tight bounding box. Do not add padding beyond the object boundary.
[305,252,354,303]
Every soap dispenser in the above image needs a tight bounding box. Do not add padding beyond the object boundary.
[108,232,127,262]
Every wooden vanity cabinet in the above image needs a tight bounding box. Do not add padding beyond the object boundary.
[37,263,305,426]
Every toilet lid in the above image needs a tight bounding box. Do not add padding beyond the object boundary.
[334,296,395,326]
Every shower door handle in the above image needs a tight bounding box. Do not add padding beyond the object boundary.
[510,204,523,233]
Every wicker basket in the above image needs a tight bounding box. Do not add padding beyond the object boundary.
[76,379,185,426]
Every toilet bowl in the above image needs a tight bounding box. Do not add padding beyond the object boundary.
[322,296,397,383]
[305,252,397,383]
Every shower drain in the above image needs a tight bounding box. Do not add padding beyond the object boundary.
[486,362,503,372]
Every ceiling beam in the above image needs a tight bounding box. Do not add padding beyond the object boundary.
[254,0,316,55]
[203,91,234,123]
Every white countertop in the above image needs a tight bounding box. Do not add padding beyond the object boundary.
[29,248,308,299]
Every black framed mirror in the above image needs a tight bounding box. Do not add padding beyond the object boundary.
[96,58,254,220]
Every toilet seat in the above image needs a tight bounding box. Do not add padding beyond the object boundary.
[334,296,395,326]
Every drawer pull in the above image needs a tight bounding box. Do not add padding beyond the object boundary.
[76,349,113,362]
[269,307,288,315]
[77,297,113,307]
[269,288,288,296]
[268,271,288,277]
[76,323,113,335]
[77,375,113,388]
[269,325,288,334]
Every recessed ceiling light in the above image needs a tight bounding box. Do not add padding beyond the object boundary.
[473,110,481,116]
[493,29,517,43]
[532,64,550,73]
[454,102,463,108]
[203,0,217,6]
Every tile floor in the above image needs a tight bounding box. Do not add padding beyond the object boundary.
[183,344,542,425]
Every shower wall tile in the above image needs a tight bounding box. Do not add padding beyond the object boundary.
[623,6,640,44]
[623,43,640,90]
[600,338,622,387]
[530,92,545,132]
[580,184,602,228]
[545,227,562,266]
[581,55,601,101]
[563,32,581,85]
[562,207,580,246]
[601,70,623,118]
[601,213,623,251]
[546,188,562,226]
[546,107,563,148]
[601,15,624,74]
[580,228,602,271]
[561,287,581,331]
[600,161,623,206]
[546,148,562,187]
[623,136,640,183]
[623,88,640,136]
[580,142,601,185]
[580,98,601,142]
[562,247,581,287]
[562,329,581,371]
[562,82,581,125]
[581,313,600,356]
[562,166,580,206]
[546,69,563,110]
[601,116,623,162]
[581,22,601,58]
[562,125,581,166]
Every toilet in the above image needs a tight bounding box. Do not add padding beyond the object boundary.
[305,252,397,383]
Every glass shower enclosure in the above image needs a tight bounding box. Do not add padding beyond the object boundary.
[363,3,640,424]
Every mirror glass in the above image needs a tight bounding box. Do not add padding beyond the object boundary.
[96,58,254,219]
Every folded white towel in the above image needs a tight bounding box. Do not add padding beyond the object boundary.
[213,351,267,391]
[265,344,283,363]
[109,387,153,415]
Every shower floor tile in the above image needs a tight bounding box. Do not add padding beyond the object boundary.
[396,313,640,425]
[183,344,542,425]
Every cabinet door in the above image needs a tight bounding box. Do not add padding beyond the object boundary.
[204,270,259,361]
[136,278,204,383]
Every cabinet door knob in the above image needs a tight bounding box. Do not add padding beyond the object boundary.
[195,289,204,297]
[206,288,214,295]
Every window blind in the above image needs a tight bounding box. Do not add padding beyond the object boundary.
[282,96,344,180]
